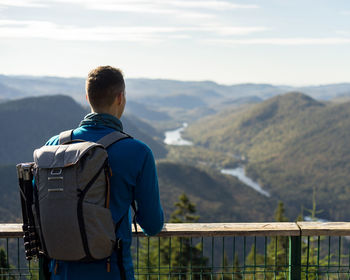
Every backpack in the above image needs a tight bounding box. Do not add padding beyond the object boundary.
[17,129,134,277]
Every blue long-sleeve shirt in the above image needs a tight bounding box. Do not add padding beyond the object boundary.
[45,122,164,280]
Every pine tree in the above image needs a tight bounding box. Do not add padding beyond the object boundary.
[274,201,289,223]
[300,188,329,279]
[233,255,242,280]
[0,248,10,280]
[217,252,229,280]
[245,244,264,279]
[137,193,210,279]
[170,193,200,223]
[261,201,289,280]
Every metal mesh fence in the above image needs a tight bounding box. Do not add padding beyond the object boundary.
[1,225,350,279]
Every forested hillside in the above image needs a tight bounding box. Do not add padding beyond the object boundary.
[3,90,350,224]
[0,160,275,223]
[187,92,350,220]
[157,161,275,222]
[0,165,20,222]
[0,95,276,223]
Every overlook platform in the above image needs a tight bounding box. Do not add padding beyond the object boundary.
[1,222,350,279]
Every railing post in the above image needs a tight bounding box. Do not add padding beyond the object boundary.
[289,236,301,280]
[39,256,45,280]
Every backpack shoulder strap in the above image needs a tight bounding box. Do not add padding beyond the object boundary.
[97,131,132,149]
[58,129,73,145]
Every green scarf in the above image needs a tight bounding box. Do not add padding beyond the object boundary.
[79,113,123,131]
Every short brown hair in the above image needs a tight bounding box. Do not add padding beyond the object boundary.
[86,66,125,110]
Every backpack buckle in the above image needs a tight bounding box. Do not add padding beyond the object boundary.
[51,168,62,175]
[117,239,122,249]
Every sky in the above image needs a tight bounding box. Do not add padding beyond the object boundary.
[0,0,349,86]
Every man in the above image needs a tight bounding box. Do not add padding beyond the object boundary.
[45,65,164,279]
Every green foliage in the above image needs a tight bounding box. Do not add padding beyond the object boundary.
[299,190,334,279]
[0,95,168,222]
[166,145,240,169]
[169,194,199,223]
[137,194,210,279]
[275,201,289,223]
[245,244,265,279]
[233,255,243,279]
[157,161,275,222]
[243,201,343,279]
[0,248,9,279]
[187,92,350,221]
[0,165,21,222]
[304,187,323,221]
[216,252,242,280]
[0,247,15,280]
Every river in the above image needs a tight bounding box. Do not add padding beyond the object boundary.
[164,125,270,197]
[164,123,193,146]
[221,167,271,197]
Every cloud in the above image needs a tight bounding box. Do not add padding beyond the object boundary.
[1,0,258,12]
[336,30,350,36]
[51,0,259,11]
[145,1,259,10]
[0,19,266,42]
[0,0,46,7]
[193,25,267,36]
[0,0,260,29]
[340,11,350,15]
[175,12,215,19]
[82,3,217,20]
[0,20,169,42]
[0,0,256,20]
[205,37,350,45]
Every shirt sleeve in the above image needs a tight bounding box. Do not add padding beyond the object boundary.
[134,148,164,236]
[45,135,59,146]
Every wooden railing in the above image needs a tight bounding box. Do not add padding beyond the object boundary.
[2,222,350,237]
[1,222,350,279]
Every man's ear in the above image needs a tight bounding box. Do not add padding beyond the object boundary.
[117,92,123,105]
[85,93,89,102]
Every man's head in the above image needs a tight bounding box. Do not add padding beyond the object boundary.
[86,66,126,118]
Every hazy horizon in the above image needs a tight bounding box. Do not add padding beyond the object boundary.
[1,72,349,88]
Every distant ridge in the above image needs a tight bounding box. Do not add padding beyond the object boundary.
[0,95,167,164]
[1,74,350,105]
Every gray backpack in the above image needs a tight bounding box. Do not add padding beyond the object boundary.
[32,129,131,263]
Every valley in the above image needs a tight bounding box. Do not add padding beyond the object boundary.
[1,75,350,224]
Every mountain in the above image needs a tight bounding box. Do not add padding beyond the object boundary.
[298,83,350,100]
[121,114,168,158]
[0,82,24,99]
[2,74,350,128]
[126,101,171,121]
[0,94,274,223]
[187,92,350,220]
[0,160,275,223]
[0,75,86,103]
[0,165,21,222]
[0,95,167,164]
[0,95,167,222]
[0,95,86,164]
[1,75,350,105]
[138,94,207,109]
[157,161,275,222]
